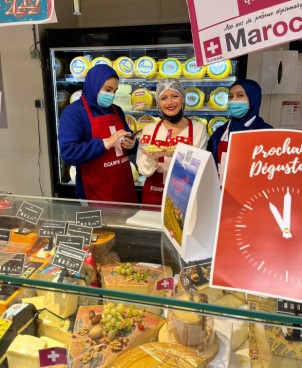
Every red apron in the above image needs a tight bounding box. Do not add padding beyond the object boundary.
[142,119,193,205]
[80,96,137,203]
[217,140,228,187]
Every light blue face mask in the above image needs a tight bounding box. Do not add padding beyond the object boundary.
[227,101,249,118]
[97,91,115,108]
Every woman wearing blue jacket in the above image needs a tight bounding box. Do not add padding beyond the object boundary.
[58,64,138,203]
[207,79,273,185]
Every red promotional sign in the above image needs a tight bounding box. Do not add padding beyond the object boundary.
[39,347,68,367]
[187,0,301,66]
[211,130,302,302]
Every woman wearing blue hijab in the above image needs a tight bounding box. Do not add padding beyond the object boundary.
[207,79,273,182]
[58,64,138,203]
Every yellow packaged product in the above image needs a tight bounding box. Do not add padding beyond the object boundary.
[137,115,157,131]
[131,88,154,111]
[134,56,157,79]
[113,56,135,78]
[206,59,232,79]
[70,90,82,104]
[208,87,229,110]
[189,116,208,126]
[125,115,137,132]
[207,117,228,136]
[183,57,207,79]
[69,56,90,78]
[90,56,112,67]
[185,87,205,110]
[159,58,182,78]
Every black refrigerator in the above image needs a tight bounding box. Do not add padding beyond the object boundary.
[40,23,247,199]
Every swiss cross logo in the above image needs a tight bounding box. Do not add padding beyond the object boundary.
[39,347,68,367]
[203,37,222,58]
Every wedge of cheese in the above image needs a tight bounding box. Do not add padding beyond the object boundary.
[6,334,47,368]
[69,305,166,368]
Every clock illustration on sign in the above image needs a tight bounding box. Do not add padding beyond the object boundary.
[235,186,302,284]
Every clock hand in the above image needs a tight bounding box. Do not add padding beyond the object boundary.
[269,202,292,239]
[283,187,291,235]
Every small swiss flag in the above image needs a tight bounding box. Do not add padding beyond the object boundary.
[156,277,174,291]
[39,347,68,367]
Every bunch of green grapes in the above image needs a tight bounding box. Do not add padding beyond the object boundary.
[101,302,144,340]
[114,263,148,281]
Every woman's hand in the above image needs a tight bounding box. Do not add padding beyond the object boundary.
[121,133,136,150]
[103,130,128,150]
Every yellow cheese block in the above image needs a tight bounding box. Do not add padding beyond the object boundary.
[90,56,112,68]
[185,87,205,110]
[40,336,67,348]
[159,58,183,78]
[70,56,90,78]
[6,334,47,368]
[208,87,229,110]
[112,342,207,368]
[206,59,232,79]
[125,115,137,132]
[183,58,207,79]
[134,56,157,79]
[69,304,166,368]
[100,262,173,296]
[8,228,38,253]
[131,88,154,111]
[113,56,135,78]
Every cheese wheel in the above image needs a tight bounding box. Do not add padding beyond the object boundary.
[113,56,134,78]
[134,56,157,79]
[70,90,82,104]
[54,57,64,78]
[137,115,157,131]
[185,87,205,110]
[112,342,206,368]
[90,56,112,67]
[57,90,70,109]
[159,58,183,78]
[125,115,137,132]
[208,87,229,110]
[131,88,153,111]
[207,117,228,136]
[183,58,207,79]
[206,59,232,79]
[70,56,90,78]
[189,116,208,126]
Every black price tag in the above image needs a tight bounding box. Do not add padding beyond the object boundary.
[39,220,67,237]
[16,202,44,225]
[76,210,102,228]
[67,223,93,247]
[0,229,11,248]
[56,234,84,250]
[277,299,302,315]
[0,253,25,276]
[52,244,86,273]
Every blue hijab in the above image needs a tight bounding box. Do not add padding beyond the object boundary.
[229,79,269,131]
[82,64,119,108]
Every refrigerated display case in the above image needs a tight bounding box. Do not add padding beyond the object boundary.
[40,24,247,199]
[0,194,302,368]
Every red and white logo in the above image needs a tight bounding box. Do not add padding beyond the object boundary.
[203,37,222,59]
[156,277,175,291]
[39,347,68,367]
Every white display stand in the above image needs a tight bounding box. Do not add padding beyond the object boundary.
[161,143,220,262]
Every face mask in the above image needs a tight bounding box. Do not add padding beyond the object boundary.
[161,109,184,124]
[227,101,249,118]
[97,91,115,108]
